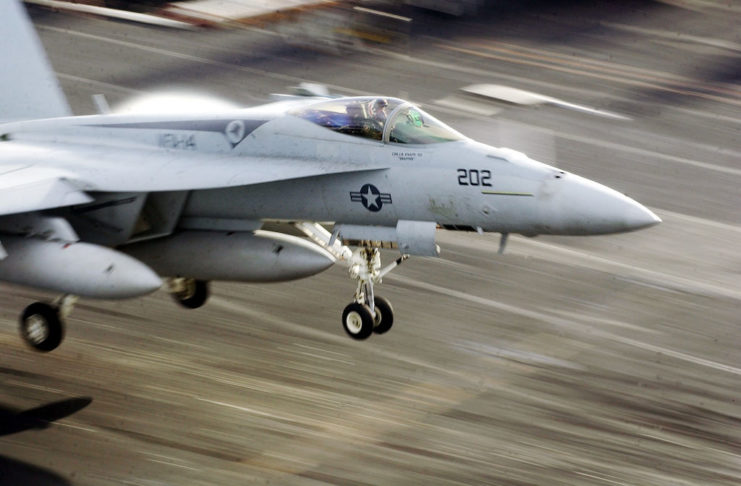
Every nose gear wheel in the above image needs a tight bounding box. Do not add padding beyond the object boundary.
[342,302,374,339]
[371,296,393,334]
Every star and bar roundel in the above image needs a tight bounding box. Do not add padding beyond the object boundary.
[350,184,392,212]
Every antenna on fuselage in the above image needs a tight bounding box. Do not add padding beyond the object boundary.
[498,233,509,255]
[92,94,111,114]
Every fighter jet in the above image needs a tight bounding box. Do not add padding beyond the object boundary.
[0,1,659,352]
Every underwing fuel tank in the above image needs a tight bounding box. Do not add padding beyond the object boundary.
[0,236,162,298]
[121,230,336,282]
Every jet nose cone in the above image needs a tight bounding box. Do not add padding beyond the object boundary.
[625,202,661,231]
[594,186,661,234]
[542,173,661,235]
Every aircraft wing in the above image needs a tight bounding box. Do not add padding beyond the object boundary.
[0,165,93,216]
[0,140,389,194]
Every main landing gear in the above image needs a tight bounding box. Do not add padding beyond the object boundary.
[19,295,77,352]
[341,247,406,340]
[167,277,210,309]
[17,278,208,352]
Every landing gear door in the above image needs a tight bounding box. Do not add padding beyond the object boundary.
[334,220,439,256]
[396,220,439,256]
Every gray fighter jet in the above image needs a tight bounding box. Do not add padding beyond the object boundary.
[0,1,659,352]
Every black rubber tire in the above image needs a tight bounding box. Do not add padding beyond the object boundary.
[372,296,394,335]
[341,303,374,340]
[173,279,209,309]
[20,302,63,352]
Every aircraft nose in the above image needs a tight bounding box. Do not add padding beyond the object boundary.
[540,173,661,235]
[621,197,662,230]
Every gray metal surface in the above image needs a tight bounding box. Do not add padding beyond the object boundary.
[1,2,740,484]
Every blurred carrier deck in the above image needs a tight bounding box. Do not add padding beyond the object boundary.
[161,0,338,26]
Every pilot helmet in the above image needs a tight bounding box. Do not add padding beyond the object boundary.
[374,98,388,109]
[371,98,389,119]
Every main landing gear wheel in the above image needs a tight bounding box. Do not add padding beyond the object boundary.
[372,296,394,335]
[170,278,209,309]
[20,302,64,352]
[342,303,374,340]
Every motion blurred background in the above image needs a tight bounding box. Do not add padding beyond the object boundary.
[2,1,741,484]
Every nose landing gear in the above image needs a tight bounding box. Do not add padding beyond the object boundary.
[296,223,408,340]
[341,247,405,340]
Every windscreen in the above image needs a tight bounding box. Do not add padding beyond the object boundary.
[386,105,465,144]
[290,97,464,144]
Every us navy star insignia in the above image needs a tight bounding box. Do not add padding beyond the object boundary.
[350,184,392,212]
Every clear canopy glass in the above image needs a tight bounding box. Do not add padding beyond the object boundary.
[289,97,464,144]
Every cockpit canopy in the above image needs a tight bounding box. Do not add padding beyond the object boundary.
[289,97,465,144]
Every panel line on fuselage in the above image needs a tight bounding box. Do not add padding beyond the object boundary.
[481,191,534,197]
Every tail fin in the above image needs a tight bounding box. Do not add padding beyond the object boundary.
[0,0,71,121]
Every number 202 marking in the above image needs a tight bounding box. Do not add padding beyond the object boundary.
[457,169,492,187]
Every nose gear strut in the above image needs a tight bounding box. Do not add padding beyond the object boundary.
[343,247,407,339]
[295,223,407,340]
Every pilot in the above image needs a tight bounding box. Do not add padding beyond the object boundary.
[370,98,389,124]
